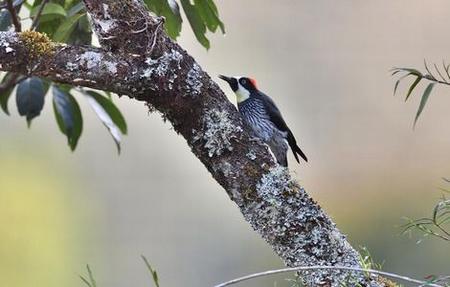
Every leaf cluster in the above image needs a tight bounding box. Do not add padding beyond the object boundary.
[0,0,127,151]
[79,257,161,287]
[402,179,450,242]
[392,60,450,127]
[0,0,224,152]
[144,0,225,49]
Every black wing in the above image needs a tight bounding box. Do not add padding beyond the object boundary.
[259,92,308,163]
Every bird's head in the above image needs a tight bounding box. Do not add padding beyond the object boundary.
[218,75,258,103]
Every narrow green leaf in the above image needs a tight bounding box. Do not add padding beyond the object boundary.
[86,265,97,287]
[414,83,435,128]
[144,0,182,39]
[67,2,85,17]
[52,13,84,42]
[392,68,422,77]
[194,0,224,33]
[180,0,210,49]
[23,1,32,10]
[66,14,92,45]
[11,0,24,7]
[142,255,160,287]
[52,86,83,150]
[79,276,92,287]
[0,10,12,31]
[393,72,412,96]
[30,3,67,18]
[391,69,402,76]
[0,73,16,115]
[79,264,96,287]
[84,90,127,153]
[405,76,421,102]
[16,77,46,125]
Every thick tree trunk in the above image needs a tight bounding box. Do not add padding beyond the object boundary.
[0,1,392,286]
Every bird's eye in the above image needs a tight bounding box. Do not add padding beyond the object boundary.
[240,79,247,85]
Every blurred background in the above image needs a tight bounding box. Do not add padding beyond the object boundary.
[1,0,450,286]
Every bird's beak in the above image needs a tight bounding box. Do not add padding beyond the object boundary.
[218,75,233,84]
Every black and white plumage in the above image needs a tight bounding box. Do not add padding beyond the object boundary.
[219,75,307,167]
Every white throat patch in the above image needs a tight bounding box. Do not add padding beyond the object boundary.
[235,81,250,103]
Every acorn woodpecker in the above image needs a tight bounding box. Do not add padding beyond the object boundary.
[219,75,308,167]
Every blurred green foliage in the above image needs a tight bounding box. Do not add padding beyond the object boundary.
[0,152,82,287]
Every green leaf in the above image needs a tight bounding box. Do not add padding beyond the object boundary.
[66,14,92,45]
[0,73,16,115]
[414,83,435,128]
[141,255,160,287]
[16,77,46,125]
[405,76,421,102]
[0,10,12,31]
[52,12,84,42]
[180,0,209,49]
[393,72,412,96]
[52,86,83,150]
[144,0,182,39]
[392,67,422,76]
[84,90,127,153]
[194,0,224,33]
[79,265,96,287]
[30,3,67,18]
[67,2,85,17]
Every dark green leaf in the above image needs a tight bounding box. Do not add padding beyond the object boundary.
[84,90,127,153]
[23,1,31,9]
[0,10,12,31]
[194,0,224,33]
[53,13,84,42]
[144,0,182,39]
[86,265,96,287]
[16,77,46,125]
[79,265,96,287]
[12,0,24,7]
[180,0,209,48]
[79,276,92,287]
[141,255,160,287]
[30,3,67,18]
[0,73,16,115]
[67,2,85,17]
[393,72,412,96]
[414,83,435,128]
[405,76,421,102]
[392,67,422,77]
[66,14,92,45]
[52,86,83,150]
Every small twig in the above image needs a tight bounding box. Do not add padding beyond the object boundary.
[441,61,450,82]
[424,59,436,81]
[214,265,446,287]
[31,0,49,30]
[434,63,447,83]
[422,74,450,86]
[6,0,21,32]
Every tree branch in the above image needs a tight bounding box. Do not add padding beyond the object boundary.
[5,0,21,32]
[0,1,395,285]
[30,0,49,30]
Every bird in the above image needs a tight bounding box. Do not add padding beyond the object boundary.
[218,75,307,167]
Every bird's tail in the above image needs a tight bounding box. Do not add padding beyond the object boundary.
[287,131,308,163]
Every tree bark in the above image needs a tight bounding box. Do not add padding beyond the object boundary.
[0,1,392,286]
